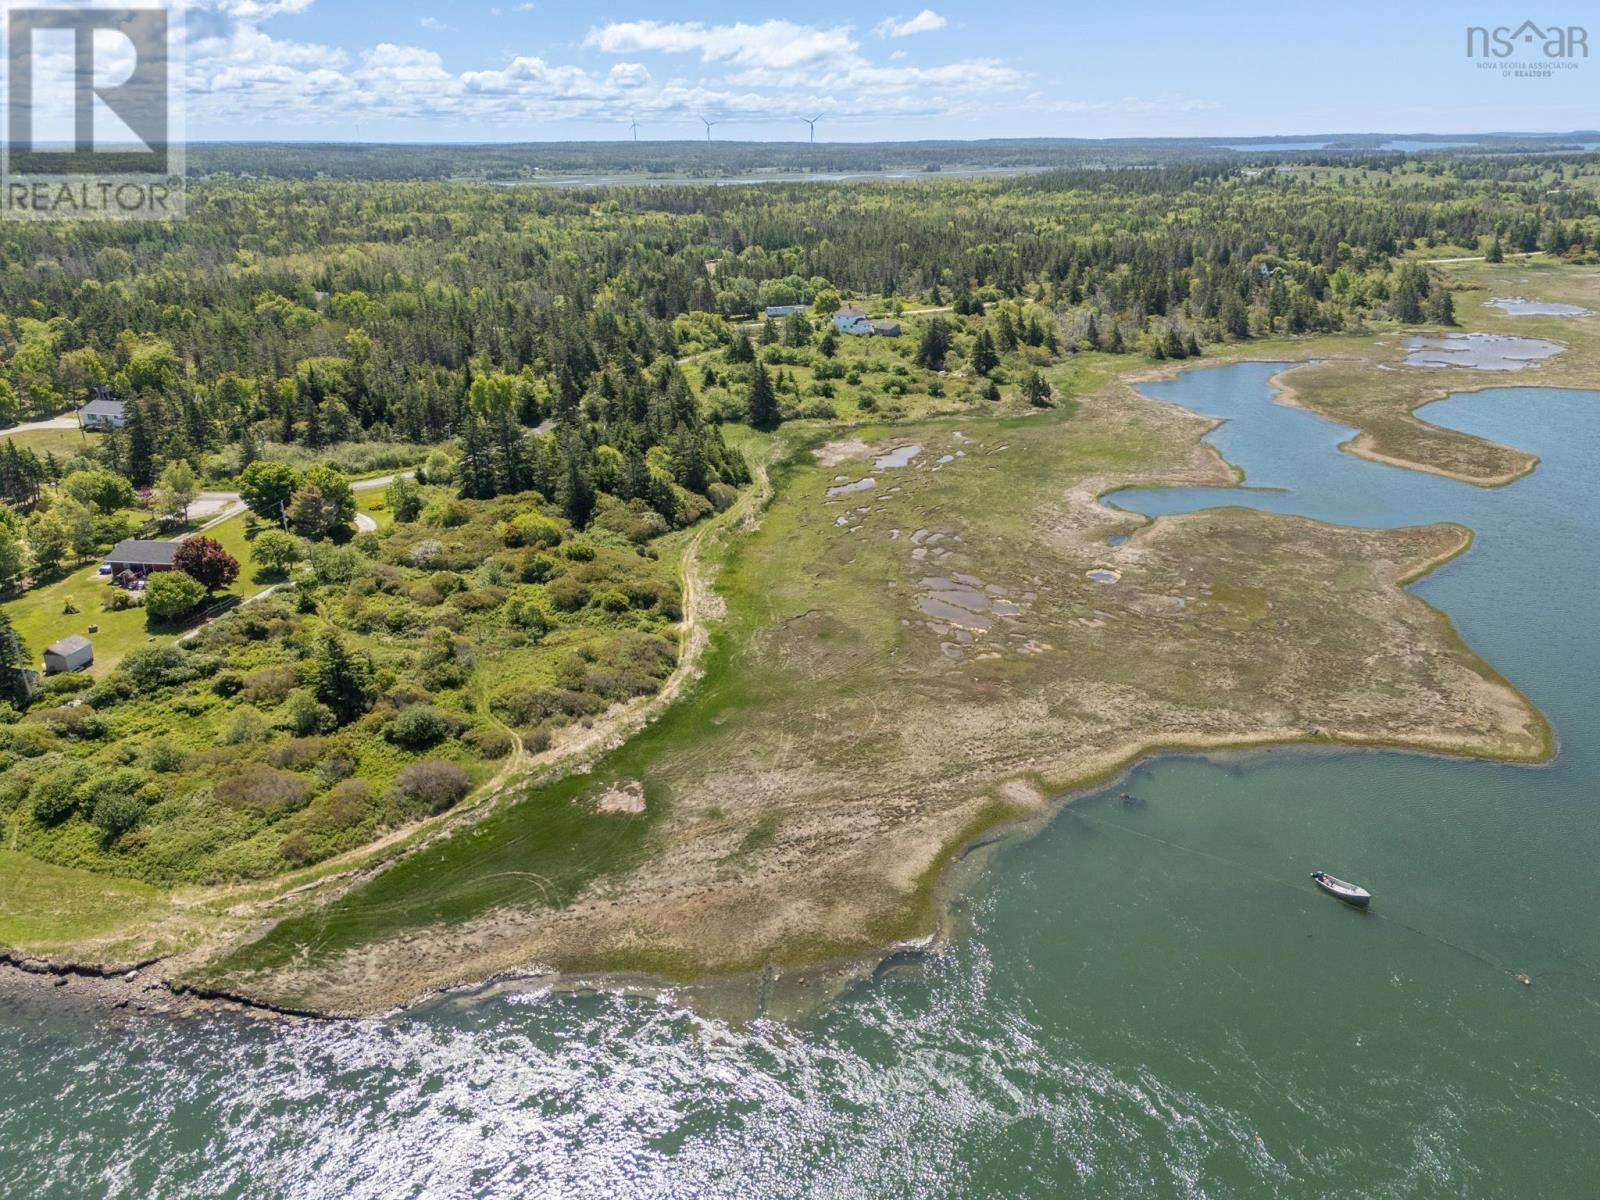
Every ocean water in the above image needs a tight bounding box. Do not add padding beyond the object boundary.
[4,363,1598,1198]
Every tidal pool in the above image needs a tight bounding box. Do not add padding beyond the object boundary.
[1404,332,1564,370]
[1484,296,1593,317]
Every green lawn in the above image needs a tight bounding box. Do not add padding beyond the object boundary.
[2,511,269,676]
[0,425,101,461]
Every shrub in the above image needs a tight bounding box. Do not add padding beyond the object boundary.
[562,542,596,562]
[547,576,590,612]
[502,597,551,638]
[121,644,217,691]
[463,726,514,759]
[278,689,337,736]
[215,767,312,817]
[219,707,268,745]
[145,571,207,622]
[92,791,149,842]
[22,705,104,740]
[594,588,631,613]
[101,589,142,612]
[242,665,298,705]
[142,739,186,773]
[307,542,369,586]
[408,539,444,567]
[30,762,87,823]
[385,704,454,749]
[79,768,151,840]
[298,778,374,834]
[263,737,331,771]
[498,512,564,548]
[389,760,471,815]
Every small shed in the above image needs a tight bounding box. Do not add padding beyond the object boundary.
[872,320,902,337]
[43,635,94,675]
[105,538,178,576]
[765,304,806,318]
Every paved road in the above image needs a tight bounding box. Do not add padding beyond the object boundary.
[1,414,80,437]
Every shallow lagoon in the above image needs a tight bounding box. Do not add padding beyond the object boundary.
[5,363,1600,1197]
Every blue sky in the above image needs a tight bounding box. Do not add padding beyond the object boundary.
[180,1,1600,141]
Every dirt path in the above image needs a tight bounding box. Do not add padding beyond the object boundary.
[1417,251,1543,264]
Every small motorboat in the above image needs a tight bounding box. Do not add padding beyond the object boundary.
[1118,792,1146,810]
[1310,871,1371,907]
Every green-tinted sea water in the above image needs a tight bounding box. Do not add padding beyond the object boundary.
[3,363,1597,1197]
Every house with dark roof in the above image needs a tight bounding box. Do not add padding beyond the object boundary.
[43,635,94,674]
[871,320,902,338]
[104,539,178,577]
[78,385,126,430]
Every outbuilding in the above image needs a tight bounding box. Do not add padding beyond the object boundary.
[42,635,94,675]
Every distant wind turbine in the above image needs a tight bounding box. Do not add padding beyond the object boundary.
[702,117,720,142]
[804,115,823,144]
[629,118,640,142]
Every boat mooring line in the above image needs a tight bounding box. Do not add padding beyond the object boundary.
[1065,809,1600,991]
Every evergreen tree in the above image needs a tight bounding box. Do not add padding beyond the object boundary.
[1022,371,1053,407]
[123,400,156,487]
[914,317,952,370]
[746,361,782,431]
[970,329,999,375]
[0,609,31,705]
[310,632,374,726]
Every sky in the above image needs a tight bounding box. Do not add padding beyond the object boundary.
[158,0,1600,141]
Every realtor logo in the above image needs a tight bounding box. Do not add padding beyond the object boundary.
[1466,21,1588,80]
[1,1,184,220]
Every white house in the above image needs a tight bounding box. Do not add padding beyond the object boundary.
[42,635,94,674]
[78,387,126,430]
[833,306,874,336]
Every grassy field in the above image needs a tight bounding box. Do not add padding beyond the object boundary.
[0,511,266,676]
[0,849,198,963]
[0,425,101,461]
[202,343,1550,1012]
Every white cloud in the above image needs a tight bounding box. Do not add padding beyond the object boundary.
[584,20,857,70]
[181,7,1036,134]
[874,10,948,38]
[419,17,451,32]
[191,0,317,19]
